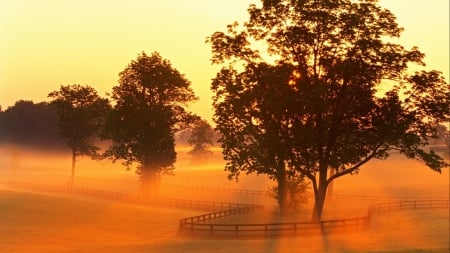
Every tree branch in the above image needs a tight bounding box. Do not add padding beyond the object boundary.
[328,144,383,183]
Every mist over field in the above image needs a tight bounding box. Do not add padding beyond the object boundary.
[1,0,449,251]
[1,144,447,198]
[0,144,448,252]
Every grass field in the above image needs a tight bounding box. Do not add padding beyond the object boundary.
[0,146,449,252]
[0,187,448,253]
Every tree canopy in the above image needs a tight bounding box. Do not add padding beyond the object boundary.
[103,52,198,190]
[48,84,110,186]
[208,0,449,220]
[0,100,64,150]
[187,119,215,164]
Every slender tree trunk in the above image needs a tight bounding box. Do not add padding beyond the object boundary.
[70,149,76,188]
[277,173,289,216]
[311,167,328,222]
[327,168,335,200]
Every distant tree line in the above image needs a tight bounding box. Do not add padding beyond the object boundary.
[0,99,219,153]
[0,100,66,151]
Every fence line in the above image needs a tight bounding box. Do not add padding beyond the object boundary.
[2,181,448,238]
[179,199,449,238]
[161,183,268,196]
[368,199,450,214]
[161,183,447,201]
[1,181,260,211]
[180,215,369,237]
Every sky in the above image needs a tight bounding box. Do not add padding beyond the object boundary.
[0,0,448,122]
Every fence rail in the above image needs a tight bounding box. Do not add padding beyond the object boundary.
[368,199,450,214]
[179,199,449,238]
[179,205,263,226]
[162,183,447,201]
[162,183,268,196]
[1,181,258,211]
[180,216,369,237]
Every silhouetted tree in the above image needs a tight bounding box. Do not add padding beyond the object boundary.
[208,0,449,220]
[0,100,63,149]
[188,119,215,164]
[103,52,198,192]
[49,85,110,187]
[210,63,299,214]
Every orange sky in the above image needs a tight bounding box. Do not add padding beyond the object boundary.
[0,0,448,122]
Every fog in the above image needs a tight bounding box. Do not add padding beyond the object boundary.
[0,144,448,252]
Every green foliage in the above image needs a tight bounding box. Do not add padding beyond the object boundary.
[103,52,198,186]
[208,0,449,220]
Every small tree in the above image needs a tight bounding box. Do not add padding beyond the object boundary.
[188,119,215,164]
[103,52,198,192]
[48,84,110,186]
[269,173,309,213]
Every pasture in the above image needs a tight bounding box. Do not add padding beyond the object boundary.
[0,146,448,252]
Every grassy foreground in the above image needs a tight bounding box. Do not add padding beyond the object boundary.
[0,189,448,253]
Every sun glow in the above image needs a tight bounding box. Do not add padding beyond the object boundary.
[288,70,301,90]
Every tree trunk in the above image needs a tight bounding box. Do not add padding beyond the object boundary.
[70,149,76,188]
[139,165,160,197]
[327,168,335,200]
[277,173,289,216]
[274,159,289,216]
[311,168,328,222]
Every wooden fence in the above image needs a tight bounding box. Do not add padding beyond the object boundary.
[179,199,449,238]
[368,199,450,214]
[1,181,258,211]
[180,216,369,237]
[2,181,448,238]
[162,183,267,196]
[162,183,446,201]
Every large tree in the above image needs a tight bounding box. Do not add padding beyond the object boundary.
[48,85,110,187]
[208,0,449,221]
[103,52,198,191]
